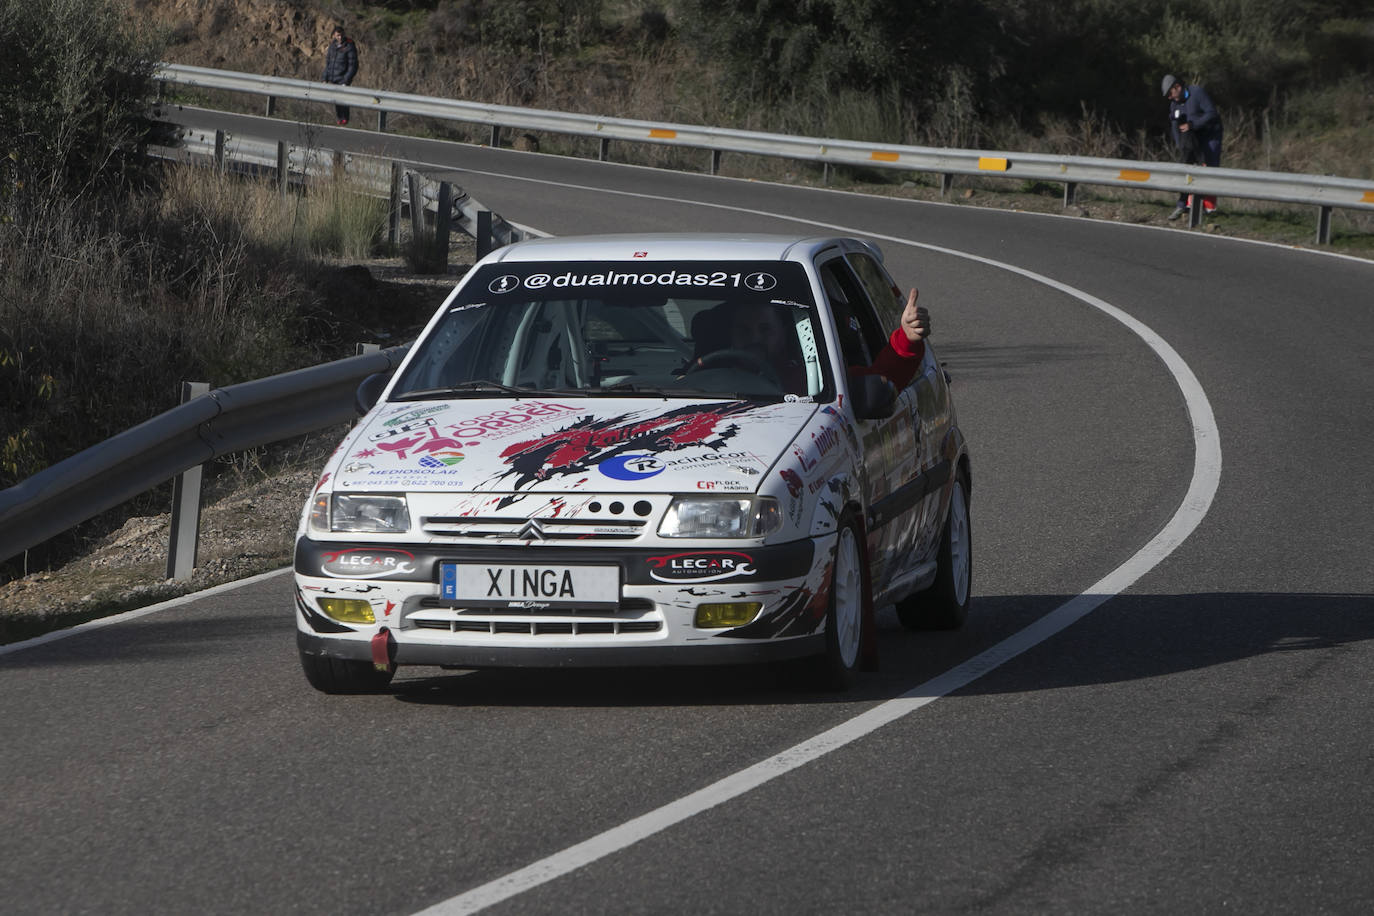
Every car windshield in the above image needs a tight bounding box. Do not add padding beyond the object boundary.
[389,260,832,402]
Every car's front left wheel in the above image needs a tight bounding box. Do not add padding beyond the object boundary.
[299,649,395,694]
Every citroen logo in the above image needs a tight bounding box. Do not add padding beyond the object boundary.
[517,519,546,541]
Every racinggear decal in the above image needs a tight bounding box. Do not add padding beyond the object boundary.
[599,454,667,480]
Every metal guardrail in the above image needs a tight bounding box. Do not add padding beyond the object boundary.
[152,130,537,253]
[155,62,1374,243]
[0,345,409,567]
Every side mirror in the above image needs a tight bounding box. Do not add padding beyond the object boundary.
[850,374,897,420]
[355,372,390,415]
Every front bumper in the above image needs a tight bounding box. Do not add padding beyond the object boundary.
[293,536,834,669]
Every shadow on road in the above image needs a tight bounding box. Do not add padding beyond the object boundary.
[4,593,1369,711]
[387,592,1374,708]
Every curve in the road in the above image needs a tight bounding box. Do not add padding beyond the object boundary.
[394,186,1224,915]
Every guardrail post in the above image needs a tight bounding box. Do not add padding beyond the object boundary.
[1063,182,1077,208]
[377,110,388,133]
[276,141,288,195]
[710,149,722,176]
[332,149,345,181]
[940,173,953,197]
[214,130,226,171]
[388,163,402,246]
[598,138,610,161]
[436,182,453,270]
[1316,206,1333,245]
[1188,200,1202,229]
[490,125,501,147]
[265,95,276,117]
[167,381,210,581]
[476,210,493,259]
[407,172,424,243]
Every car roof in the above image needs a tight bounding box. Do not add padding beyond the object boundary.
[482,233,861,264]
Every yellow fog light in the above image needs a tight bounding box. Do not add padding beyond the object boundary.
[694,602,762,629]
[317,598,376,624]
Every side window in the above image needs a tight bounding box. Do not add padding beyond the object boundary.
[847,252,904,331]
[817,257,888,367]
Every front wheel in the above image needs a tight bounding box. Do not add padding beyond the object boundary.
[896,472,972,630]
[809,518,865,690]
[299,649,395,694]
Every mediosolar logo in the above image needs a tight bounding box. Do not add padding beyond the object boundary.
[418,451,465,468]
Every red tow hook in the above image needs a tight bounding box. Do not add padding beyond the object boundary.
[370,627,396,673]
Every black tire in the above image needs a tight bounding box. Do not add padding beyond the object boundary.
[896,472,972,631]
[299,649,395,694]
[808,516,866,690]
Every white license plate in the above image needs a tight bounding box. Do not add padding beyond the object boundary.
[440,563,620,609]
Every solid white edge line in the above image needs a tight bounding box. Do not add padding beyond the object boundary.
[0,566,290,658]
[411,199,1223,914]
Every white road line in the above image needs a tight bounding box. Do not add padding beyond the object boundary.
[409,187,1223,914]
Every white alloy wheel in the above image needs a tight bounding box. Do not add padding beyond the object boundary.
[832,524,863,671]
[895,470,973,631]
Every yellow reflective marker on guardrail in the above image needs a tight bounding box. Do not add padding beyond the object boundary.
[649,129,676,139]
[1363,191,1374,203]
[978,157,1009,171]
[1119,169,1151,182]
[870,151,900,162]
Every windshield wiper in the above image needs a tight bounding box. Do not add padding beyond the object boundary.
[595,382,786,401]
[392,380,553,400]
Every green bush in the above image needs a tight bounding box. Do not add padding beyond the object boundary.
[0,0,164,197]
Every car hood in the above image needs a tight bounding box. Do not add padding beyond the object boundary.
[330,397,819,494]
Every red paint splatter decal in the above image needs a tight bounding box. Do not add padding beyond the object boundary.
[495,402,758,489]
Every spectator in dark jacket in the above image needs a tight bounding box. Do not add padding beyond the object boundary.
[323,26,359,125]
[1162,74,1223,219]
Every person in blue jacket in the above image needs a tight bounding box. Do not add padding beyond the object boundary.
[1162,75,1223,219]
[323,25,359,126]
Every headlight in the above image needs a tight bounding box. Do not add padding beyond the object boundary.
[658,497,781,539]
[310,493,412,533]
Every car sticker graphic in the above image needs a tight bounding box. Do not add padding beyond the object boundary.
[495,402,758,489]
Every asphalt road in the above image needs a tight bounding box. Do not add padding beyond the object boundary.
[2,109,1372,915]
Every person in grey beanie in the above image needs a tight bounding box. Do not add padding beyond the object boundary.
[1161,74,1223,220]
[323,25,359,126]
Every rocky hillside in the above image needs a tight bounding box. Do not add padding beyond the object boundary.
[137,0,335,78]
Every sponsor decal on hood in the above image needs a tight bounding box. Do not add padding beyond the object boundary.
[334,397,818,493]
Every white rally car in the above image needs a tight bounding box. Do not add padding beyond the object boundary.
[294,234,971,692]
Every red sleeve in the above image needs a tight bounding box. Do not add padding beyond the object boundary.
[848,327,925,390]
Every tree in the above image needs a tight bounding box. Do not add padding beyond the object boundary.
[0,0,165,200]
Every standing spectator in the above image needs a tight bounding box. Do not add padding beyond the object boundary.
[1161,74,1223,220]
[323,25,358,126]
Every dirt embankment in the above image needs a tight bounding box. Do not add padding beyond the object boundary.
[138,0,335,78]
